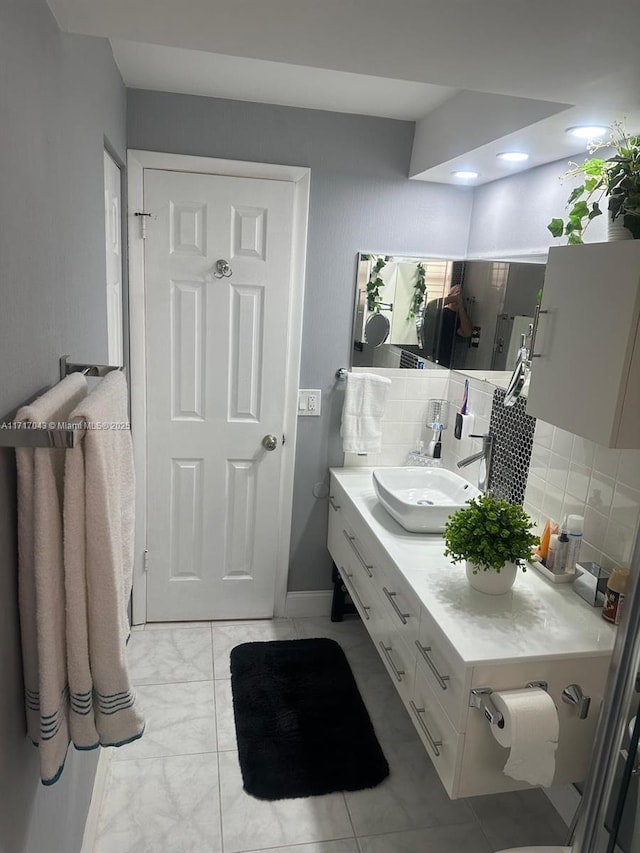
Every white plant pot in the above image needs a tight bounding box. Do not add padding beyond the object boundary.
[607,215,634,241]
[466,560,518,595]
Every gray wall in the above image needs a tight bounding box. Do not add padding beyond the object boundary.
[466,156,607,258]
[0,2,126,851]
[128,89,473,591]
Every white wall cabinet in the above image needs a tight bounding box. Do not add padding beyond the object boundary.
[526,242,640,448]
[328,468,614,799]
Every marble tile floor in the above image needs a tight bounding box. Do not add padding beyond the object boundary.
[91,616,568,853]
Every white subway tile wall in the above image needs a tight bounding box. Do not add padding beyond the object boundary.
[443,373,640,572]
[342,368,449,468]
[440,373,495,488]
[342,368,640,572]
[522,428,640,572]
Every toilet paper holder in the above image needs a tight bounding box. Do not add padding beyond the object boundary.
[469,681,549,729]
[561,683,591,719]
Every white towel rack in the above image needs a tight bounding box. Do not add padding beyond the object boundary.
[0,355,123,449]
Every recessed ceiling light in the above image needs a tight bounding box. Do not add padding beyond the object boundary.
[566,125,609,139]
[497,152,529,163]
[452,170,479,179]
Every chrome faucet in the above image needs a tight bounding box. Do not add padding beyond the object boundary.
[457,433,495,493]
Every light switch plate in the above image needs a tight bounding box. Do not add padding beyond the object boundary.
[298,389,321,416]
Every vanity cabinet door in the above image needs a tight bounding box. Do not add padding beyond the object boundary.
[464,656,610,793]
[526,242,640,448]
[411,663,464,798]
[416,609,470,732]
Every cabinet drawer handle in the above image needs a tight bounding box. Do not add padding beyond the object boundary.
[344,573,371,621]
[529,305,549,359]
[329,495,341,511]
[343,530,373,577]
[383,587,411,624]
[415,640,450,691]
[378,642,405,682]
[409,700,443,756]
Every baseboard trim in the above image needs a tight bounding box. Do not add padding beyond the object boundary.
[544,783,581,827]
[284,590,333,618]
[80,747,113,853]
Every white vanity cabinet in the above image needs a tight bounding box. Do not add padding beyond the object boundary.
[526,241,640,448]
[328,468,615,799]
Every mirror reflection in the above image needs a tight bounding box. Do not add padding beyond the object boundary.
[352,253,546,373]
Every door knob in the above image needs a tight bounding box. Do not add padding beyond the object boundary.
[262,434,278,451]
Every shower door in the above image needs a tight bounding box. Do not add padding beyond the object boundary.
[571,527,640,853]
[603,703,640,853]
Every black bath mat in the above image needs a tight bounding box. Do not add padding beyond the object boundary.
[229,637,389,800]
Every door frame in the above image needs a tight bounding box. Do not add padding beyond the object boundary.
[127,150,310,625]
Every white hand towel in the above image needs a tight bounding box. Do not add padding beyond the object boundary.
[64,371,144,750]
[340,372,392,454]
[15,373,88,785]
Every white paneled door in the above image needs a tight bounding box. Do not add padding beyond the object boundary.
[143,169,295,620]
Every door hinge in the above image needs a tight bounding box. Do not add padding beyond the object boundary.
[143,548,150,573]
[134,211,153,239]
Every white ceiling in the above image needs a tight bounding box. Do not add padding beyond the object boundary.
[111,41,458,122]
[47,0,640,185]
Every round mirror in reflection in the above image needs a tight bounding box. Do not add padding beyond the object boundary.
[364,313,390,347]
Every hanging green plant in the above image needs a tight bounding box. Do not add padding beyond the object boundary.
[366,256,386,313]
[407,262,427,320]
[547,122,640,243]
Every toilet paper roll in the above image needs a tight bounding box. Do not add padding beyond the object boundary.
[490,688,559,787]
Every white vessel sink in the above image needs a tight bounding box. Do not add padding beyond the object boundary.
[372,467,481,533]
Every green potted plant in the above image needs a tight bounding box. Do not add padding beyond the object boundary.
[443,494,538,595]
[547,122,640,244]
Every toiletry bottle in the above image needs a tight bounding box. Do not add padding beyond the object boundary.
[554,530,569,574]
[536,519,551,564]
[546,533,559,573]
[564,514,584,576]
[602,567,630,625]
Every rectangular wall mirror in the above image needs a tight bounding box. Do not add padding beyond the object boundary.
[352,252,547,375]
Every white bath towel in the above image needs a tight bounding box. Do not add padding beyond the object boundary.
[15,372,88,785]
[340,372,392,454]
[64,370,144,750]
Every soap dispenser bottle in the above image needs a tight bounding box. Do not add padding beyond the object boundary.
[554,530,570,574]
[565,514,584,575]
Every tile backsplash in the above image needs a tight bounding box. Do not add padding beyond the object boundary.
[342,367,449,467]
[340,367,640,572]
[444,373,640,572]
[487,388,535,505]
[524,420,640,572]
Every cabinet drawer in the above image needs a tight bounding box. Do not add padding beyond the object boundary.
[329,515,379,591]
[371,615,416,706]
[416,609,470,732]
[378,562,420,647]
[338,562,378,627]
[411,663,464,799]
[327,503,352,575]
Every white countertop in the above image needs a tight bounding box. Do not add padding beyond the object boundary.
[331,467,615,665]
